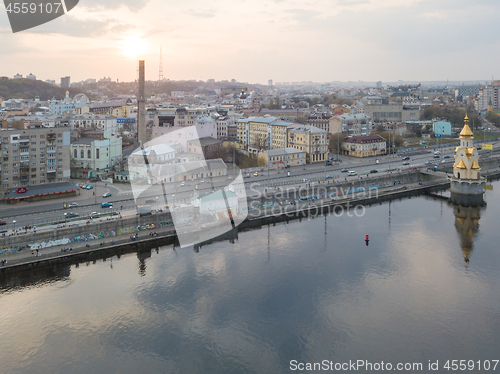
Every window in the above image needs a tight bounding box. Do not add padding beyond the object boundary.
[96,149,100,159]
[57,140,62,143]
[40,135,45,138]
[88,150,91,158]
[40,167,45,171]
[31,149,36,152]
[74,149,77,158]
[57,146,62,150]
[31,135,36,139]
[40,141,45,145]
[81,150,84,158]
[3,184,7,188]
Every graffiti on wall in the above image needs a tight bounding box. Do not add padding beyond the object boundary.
[30,238,72,250]
[118,226,136,235]
[160,220,174,227]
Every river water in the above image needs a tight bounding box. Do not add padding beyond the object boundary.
[1,181,499,374]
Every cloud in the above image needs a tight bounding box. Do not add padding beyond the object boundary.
[185,9,216,18]
[80,0,152,11]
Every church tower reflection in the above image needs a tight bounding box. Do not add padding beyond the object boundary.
[453,200,484,267]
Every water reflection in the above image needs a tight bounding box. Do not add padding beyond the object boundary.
[452,195,486,267]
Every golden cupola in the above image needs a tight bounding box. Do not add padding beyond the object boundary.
[453,112,481,180]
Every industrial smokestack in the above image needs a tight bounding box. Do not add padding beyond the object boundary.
[138,60,146,146]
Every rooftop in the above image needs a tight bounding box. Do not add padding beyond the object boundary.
[344,135,386,144]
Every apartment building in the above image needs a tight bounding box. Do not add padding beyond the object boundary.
[342,135,386,157]
[475,81,500,112]
[69,114,118,133]
[70,132,122,178]
[306,113,332,133]
[287,125,328,163]
[0,126,71,200]
[363,104,420,122]
[260,148,307,169]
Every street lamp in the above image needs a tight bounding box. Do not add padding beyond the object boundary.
[155,196,159,212]
[12,220,16,233]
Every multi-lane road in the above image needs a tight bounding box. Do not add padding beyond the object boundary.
[2,143,498,232]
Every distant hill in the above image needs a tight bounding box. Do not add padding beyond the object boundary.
[0,78,82,101]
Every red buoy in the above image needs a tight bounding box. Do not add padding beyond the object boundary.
[365,234,369,241]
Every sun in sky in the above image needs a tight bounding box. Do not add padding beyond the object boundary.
[120,35,150,59]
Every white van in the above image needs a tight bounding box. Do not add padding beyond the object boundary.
[347,170,357,176]
[434,150,441,155]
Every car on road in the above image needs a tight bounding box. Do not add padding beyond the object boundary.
[254,172,259,177]
[443,155,451,159]
[82,184,89,189]
[0,221,7,225]
[287,171,291,177]
[302,178,310,182]
[369,169,378,173]
[69,202,79,208]
[325,160,332,166]
[434,151,441,155]
[180,181,185,187]
[245,174,251,178]
[101,202,113,208]
[89,212,98,217]
[402,156,410,161]
[102,192,111,198]
[325,175,333,179]
[347,171,357,176]
[441,159,446,163]
[84,184,94,189]
[425,161,432,165]
[78,183,86,188]
[433,155,440,158]
[201,179,205,183]
[64,212,79,218]
[341,169,348,173]
[228,175,233,180]
[402,161,410,165]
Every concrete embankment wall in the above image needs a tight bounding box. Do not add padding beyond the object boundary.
[248,170,430,204]
[1,211,173,249]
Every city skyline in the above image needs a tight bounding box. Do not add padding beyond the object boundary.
[1,0,499,84]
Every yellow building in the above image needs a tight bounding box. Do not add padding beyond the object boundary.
[287,125,328,163]
[453,113,481,180]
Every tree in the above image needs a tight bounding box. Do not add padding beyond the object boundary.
[329,133,345,153]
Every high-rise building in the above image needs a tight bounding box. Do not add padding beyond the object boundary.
[60,76,71,87]
[268,79,273,86]
[0,127,71,201]
[475,81,500,112]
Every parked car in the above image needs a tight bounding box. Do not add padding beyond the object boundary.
[325,160,332,166]
[82,184,89,189]
[302,178,310,182]
[347,170,357,176]
[434,151,441,155]
[201,179,205,183]
[254,172,259,177]
[325,175,333,179]
[68,202,79,208]
[341,169,348,173]
[101,202,113,208]
[402,161,410,165]
[402,156,410,161]
[103,192,111,198]
[180,181,185,187]
[78,183,86,188]
[370,169,378,173]
[86,184,94,189]
[228,175,233,180]
[0,221,7,225]
[443,155,451,159]
[64,212,79,218]
[433,155,440,159]
[90,212,98,216]
[287,171,291,177]
[425,161,432,165]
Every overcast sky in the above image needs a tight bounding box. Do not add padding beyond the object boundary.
[1,0,499,84]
